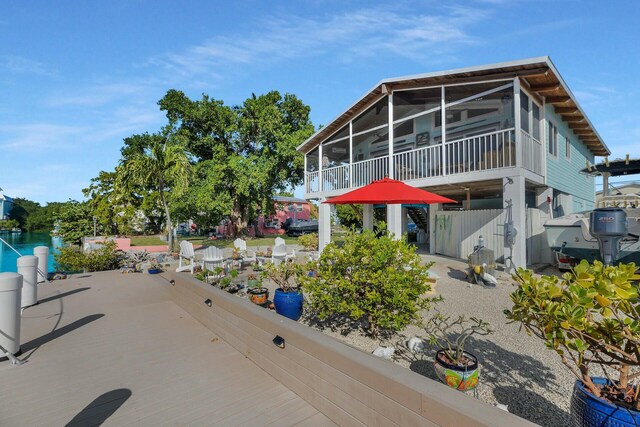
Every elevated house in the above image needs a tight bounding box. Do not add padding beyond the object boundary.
[298,57,609,268]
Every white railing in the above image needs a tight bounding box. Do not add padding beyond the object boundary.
[352,156,389,188]
[393,145,442,181]
[321,164,350,192]
[443,128,515,175]
[306,171,319,193]
[521,130,543,175]
[305,128,526,194]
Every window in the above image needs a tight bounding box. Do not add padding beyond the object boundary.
[520,92,530,134]
[548,121,558,157]
[565,137,571,160]
[532,103,541,140]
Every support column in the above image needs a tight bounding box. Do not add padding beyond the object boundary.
[318,200,331,252]
[503,176,527,270]
[535,186,554,264]
[602,172,610,198]
[363,204,374,231]
[429,204,440,254]
[387,204,403,240]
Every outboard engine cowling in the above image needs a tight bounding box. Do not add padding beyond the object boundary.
[589,208,628,265]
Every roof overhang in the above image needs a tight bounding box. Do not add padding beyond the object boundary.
[298,56,610,157]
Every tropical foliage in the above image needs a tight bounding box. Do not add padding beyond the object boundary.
[301,228,438,337]
[116,133,191,250]
[8,198,65,231]
[505,260,640,409]
[297,232,318,251]
[55,241,124,272]
[80,89,314,244]
[53,201,94,245]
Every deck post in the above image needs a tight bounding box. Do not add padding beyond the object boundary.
[535,187,554,264]
[363,204,374,231]
[318,199,331,251]
[387,204,403,240]
[388,93,394,179]
[503,175,527,270]
[514,78,523,169]
[429,203,440,254]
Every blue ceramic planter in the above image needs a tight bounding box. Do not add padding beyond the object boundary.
[273,289,303,321]
[571,377,640,427]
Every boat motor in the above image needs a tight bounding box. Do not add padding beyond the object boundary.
[589,208,628,266]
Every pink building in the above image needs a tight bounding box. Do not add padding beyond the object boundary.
[215,196,311,236]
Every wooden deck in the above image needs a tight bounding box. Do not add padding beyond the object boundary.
[0,271,335,426]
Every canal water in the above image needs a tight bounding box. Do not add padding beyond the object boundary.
[0,232,61,273]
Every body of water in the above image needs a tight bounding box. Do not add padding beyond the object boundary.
[0,231,61,273]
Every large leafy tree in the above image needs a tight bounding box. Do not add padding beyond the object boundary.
[159,90,314,235]
[116,133,191,249]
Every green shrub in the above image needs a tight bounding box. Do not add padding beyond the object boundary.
[297,233,318,251]
[505,260,640,409]
[300,228,438,338]
[55,241,124,272]
[55,246,86,272]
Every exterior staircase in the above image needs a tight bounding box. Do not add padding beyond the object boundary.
[407,207,428,232]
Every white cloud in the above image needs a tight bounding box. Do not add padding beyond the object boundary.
[45,83,150,108]
[150,5,490,79]
[0,123,87,152]
[3,55,57,77]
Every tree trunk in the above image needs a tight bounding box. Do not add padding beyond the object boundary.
[159,188,173,250]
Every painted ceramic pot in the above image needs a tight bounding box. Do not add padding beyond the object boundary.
[433,349,479,391]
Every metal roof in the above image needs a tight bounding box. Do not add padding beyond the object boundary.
[298,56,609,156]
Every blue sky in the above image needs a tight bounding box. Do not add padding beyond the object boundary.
[1,0,638,204]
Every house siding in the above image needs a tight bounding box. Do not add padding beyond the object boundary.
[544,104,596,214]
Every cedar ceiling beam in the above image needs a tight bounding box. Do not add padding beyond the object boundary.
[555,106,579,114]
[563,116,585,122]
[529,83,561,92]
[545,96,571,104]
[573,131,593,136]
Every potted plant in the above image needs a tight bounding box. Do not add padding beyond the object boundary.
[247,274,260,288]
[248,286,269,306]
[220,277,232,290]
[425,312,491,391]
[264,260,303,320]
[147,259,163,274]
[505,260,640,426]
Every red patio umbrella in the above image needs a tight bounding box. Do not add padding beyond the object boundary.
[323,178,456,205]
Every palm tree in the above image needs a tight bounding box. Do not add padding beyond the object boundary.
[117,134,190,250]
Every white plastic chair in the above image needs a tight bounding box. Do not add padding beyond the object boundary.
[233,238,247,251]
[274,236,285,247]
[271,244,287,266]
[176,241,196,274]
[202,246,225,271]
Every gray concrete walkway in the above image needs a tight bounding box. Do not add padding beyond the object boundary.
[0,271,334,426]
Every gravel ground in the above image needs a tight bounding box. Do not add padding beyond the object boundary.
[188,246,574,426]
[298,254,574,427]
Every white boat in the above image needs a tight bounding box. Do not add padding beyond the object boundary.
[544,158,640,265]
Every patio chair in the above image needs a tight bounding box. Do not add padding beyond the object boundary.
[176,241,196,274]
[271,244,287,266]
[233,238,256,267]
[233,238,247,252]
[274,236,286,247]
[202,246,225,271]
